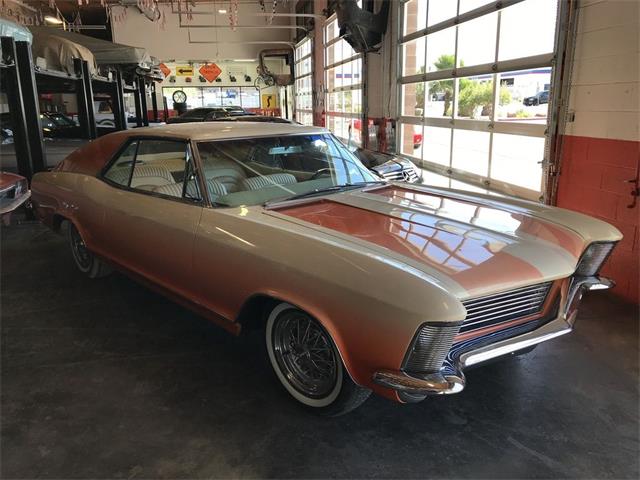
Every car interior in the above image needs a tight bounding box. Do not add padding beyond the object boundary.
[102,135,374,207]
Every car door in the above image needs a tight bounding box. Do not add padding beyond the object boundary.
[98,137,205,293]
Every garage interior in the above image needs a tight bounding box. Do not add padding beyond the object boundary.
[1,0,638,478]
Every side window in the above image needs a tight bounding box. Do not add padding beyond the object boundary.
[103,140,138,186]
[103,139,202,202]
[132,139,201,200]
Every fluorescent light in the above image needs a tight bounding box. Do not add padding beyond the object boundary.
[44,15,63,24]
[218,9,227,14]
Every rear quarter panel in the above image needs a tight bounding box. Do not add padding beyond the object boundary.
[31,172,105,249]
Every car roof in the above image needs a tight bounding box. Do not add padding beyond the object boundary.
[112,121,327,141]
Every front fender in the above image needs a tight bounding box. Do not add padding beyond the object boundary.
[251,274,465,401]
[196,208,467,398]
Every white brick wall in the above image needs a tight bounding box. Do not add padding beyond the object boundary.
[565,0,640,141]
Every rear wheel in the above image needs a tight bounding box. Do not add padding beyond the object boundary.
[66,221,112,278]
[265,303,370,416]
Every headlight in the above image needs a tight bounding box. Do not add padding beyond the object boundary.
[575,242,616,277]
[402,323,461,373]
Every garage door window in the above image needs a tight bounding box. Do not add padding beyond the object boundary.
[162,86,260,110]
[398,0,559,200]
[324,14,363,145]
[294,37,313,126]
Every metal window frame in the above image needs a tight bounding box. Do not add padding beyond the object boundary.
[294,36,314,125]
[160,85,261,110]
[399,0,526,44]
[325,54,364,72]
[396,0,564,201]
[323,13,365,145]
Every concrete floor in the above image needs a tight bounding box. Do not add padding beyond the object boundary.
[1,217,638,479]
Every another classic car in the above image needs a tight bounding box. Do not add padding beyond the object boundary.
[523,90,550,106]
[166,107,254,124]
[1,171,31,224]
[351,147,420,183]
[209,115,295,124]
[1,111,80,141]
[31,123,621,416]
[206,117,420,183]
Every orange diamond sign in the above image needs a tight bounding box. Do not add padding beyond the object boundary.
[199,63,222,83]
[159,63,171,78]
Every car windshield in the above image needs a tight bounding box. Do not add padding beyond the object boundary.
[196,133,380,207]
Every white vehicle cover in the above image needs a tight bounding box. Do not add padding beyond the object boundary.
[29,26,153,74]
[29,26,97,75]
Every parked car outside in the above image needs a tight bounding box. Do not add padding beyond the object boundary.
[413,131,423,149]
[523,90,549,106]
[0,171,30,224]
[353,118,423,150]
[31,122,621,415]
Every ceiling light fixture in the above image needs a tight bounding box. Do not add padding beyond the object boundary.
[218,9,227,14]
[44,15,63,25]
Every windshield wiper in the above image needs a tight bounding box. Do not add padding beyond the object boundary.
[264,181,386,206]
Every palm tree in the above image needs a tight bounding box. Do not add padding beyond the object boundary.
[428,54,456,116]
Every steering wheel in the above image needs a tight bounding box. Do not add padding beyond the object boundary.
[310,168,332,180]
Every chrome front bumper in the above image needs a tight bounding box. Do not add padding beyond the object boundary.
[0,190,31,216]
[373,276,614,398]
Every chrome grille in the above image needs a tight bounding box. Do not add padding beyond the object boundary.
[403,323,461,373]
[381,168,419,183]
[460,282,553,333]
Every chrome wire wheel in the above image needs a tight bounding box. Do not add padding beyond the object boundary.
[273,310,338,398]
[266,303,343,407]
[69,223,92,272]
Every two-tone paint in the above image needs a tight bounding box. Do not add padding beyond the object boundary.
[30,123,623,402]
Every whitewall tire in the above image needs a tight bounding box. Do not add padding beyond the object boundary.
[265,302,371,416]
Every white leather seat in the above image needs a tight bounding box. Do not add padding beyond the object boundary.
[202,157,247,193]
[153,179,201,199]
[206,178,228,203]
[130,165,174,187]
[241,173,297,191]
[153,183,183,198]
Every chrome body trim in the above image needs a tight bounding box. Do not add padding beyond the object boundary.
[372,275,613,397]
[0,190,31,215]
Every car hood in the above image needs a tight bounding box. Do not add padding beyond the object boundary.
[270,184,621,299]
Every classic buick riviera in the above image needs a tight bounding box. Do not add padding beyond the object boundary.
[31,123,621,415]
